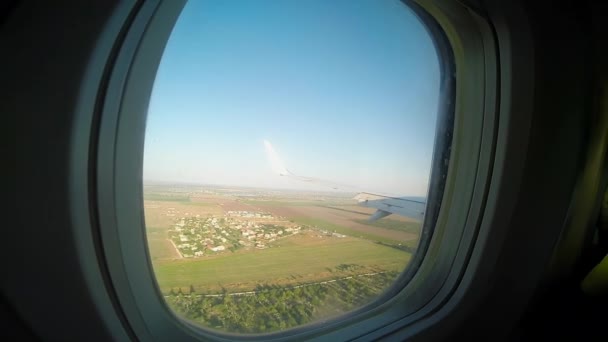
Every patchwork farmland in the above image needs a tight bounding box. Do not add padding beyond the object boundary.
[143,183,422,333]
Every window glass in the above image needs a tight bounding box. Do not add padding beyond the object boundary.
[143,0,440,334]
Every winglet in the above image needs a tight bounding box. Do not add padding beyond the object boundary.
[263,140,289,176]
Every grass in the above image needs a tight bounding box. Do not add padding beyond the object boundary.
[146,226,181,261]
[183,201,214,207]
[152,237,410,293]
[144,193,191,202]
[147,238,180,261]
[324,206,371,215]
[353,219,422,234]
[242,200,349,207]
[293,217,407,246]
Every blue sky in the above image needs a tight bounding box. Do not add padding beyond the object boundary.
[143,0,440,196]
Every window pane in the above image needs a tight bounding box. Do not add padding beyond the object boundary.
[143,0,440,334]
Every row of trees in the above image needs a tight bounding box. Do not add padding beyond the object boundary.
[165,270,399,334]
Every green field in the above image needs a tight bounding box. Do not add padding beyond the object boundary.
[293,217,418,247]
[152,237,410,294]
[353,218,422,234]
[146,226,180,261]
[144,193,191,202]
[242,199,351,207]
[144,187,420,334]
[183,201,215,206]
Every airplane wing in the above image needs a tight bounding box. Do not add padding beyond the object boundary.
[354,192,426,222]
[264,140,425,221]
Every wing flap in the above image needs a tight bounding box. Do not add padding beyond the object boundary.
[355,192,425,221]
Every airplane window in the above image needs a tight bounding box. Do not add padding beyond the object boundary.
[142,0,442,334]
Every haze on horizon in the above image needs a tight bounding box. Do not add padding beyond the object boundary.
[143,0,440,197]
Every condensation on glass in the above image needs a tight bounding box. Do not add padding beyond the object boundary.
[142,0,441,334]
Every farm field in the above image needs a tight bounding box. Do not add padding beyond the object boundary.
[153,232,410,294]
[146,227,181,261]
[143,183,423,333]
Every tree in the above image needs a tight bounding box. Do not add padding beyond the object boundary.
[189,284,196,294]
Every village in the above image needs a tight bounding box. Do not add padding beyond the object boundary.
[168,210,304,258]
